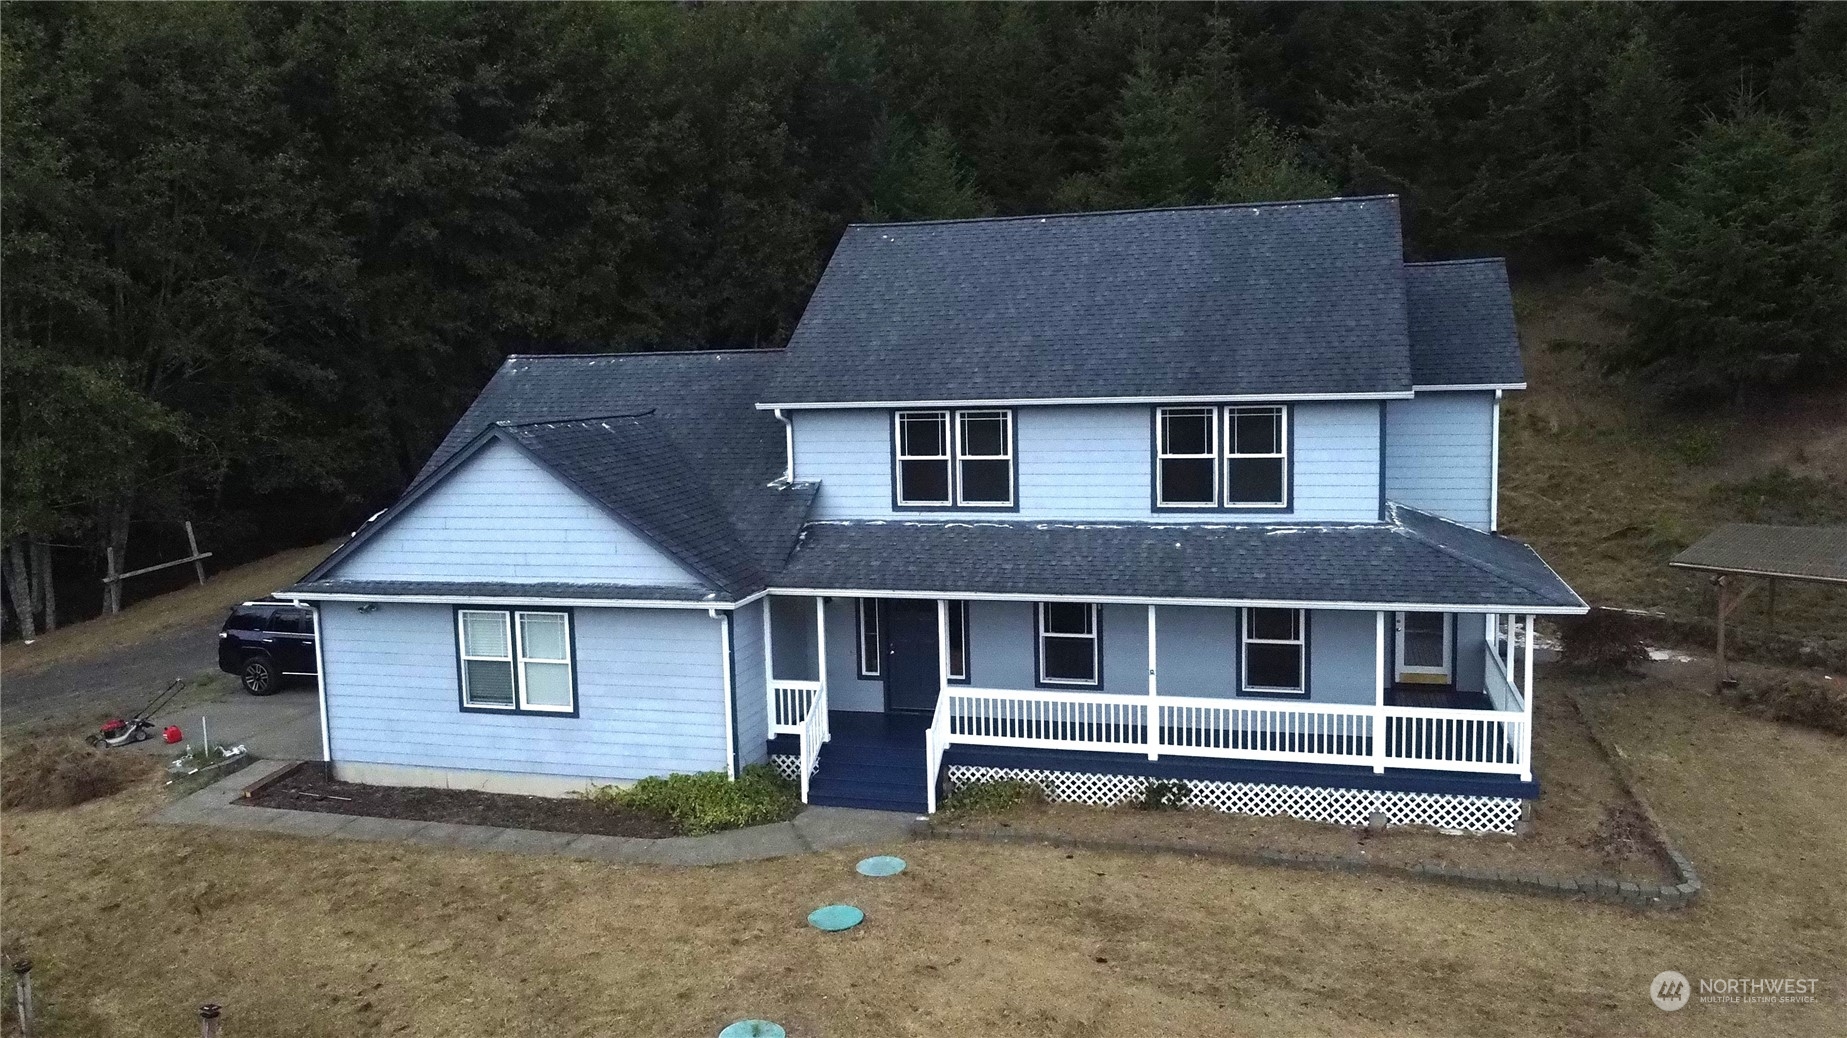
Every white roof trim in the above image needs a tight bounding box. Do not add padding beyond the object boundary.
[1411,383,1526,392]
[765,587,1585,615]
[756,390,1415,411]
[285,589,767,610]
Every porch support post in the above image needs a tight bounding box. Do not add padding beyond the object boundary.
[814,596,828,707]
[1373,610,1387,774]
[1521,613,1535,782]
[935,599,951,701]
[762,597,776,725]
[1503,613,1516,682]
[1146,605,1159,760]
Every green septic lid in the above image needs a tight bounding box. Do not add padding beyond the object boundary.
[807,904,864,931]
[855,855,907,877]
[718,1021,786,1038]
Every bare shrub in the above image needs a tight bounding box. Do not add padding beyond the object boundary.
[1724,678,1847,737]
[1557,608,1648,674]
[0,736,157,811]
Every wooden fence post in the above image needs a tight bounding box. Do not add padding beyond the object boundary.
[185,522,207,586]
[12,959,32,1038]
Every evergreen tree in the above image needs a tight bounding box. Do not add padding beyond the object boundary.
[869,123,993,221]
[1213,120,1334,204]
[1614,103,1847,401]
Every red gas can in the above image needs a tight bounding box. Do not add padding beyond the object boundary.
[163,726,184,744]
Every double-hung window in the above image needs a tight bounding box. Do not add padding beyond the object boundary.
[458,608,575,713]
[1225,406,1288,508]
[1156,407,1218,507]
[1242,607,1305,694]
[1037,602,1099,687]
[1153,404,1289,509]
[894,409,1014,508]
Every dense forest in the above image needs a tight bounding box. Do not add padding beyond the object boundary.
[3,2,1844,635]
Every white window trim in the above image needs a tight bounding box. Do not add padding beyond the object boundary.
[894,410,952,506]
[1155,406,1220,508]
[1224,405,1290,509]
[954,410,1014,508]
[1394,611,1453,681]
[946,600,970,682]
[457,608,575,713]
[1037,602,1100,687]
[514,610,575,713]
[857,598,882,678]
[1241,607,1306,694]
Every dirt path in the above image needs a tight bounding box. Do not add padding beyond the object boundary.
[3,619,222,729]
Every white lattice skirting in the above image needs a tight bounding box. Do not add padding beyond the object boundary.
[945,764,1526,834]
[769,754,800,783]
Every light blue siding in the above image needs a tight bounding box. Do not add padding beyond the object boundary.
[823,596,885,712]
[332,438,706,586]
[769,596,818,681]
[1384,392,1495,529]
[1152,606,1238,698]
[1309,609,1378,705]
[322,603,728,783]
[969,600,1034,688]
[794,403,1381,523]
[731,604,768,767]
[1454,613,1488,693]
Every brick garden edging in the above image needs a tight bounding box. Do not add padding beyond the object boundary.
[927,697,1705,910]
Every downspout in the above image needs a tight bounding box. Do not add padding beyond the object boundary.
[291,598,332,764]
[711,607,738,780]
[773,408,794,482]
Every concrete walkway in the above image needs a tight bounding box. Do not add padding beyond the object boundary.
[153,760,922,866]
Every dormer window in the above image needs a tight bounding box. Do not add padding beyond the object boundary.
[894,409,1014,508]
[1154,404,1290,510]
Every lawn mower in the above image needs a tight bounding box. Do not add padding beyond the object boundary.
[86,679,186,748]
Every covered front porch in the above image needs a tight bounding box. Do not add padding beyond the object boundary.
[760,594,1542,814]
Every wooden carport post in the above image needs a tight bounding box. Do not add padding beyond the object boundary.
[1712,574,1761,689]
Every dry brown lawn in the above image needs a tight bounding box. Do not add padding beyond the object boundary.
[938,676,1675,883]
[1,542,338,679]
[4,662,1842,1037]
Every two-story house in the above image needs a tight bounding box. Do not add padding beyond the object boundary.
[283,196,1585,835]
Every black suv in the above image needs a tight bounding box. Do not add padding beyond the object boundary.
[217,601,318,695]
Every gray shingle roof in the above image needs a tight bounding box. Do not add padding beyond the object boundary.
[1404,259,1523,387]
[501,416,764,594]
[280,579,730,603]
[763,197,1415,405]
[1670,524,1847,584]
[306,349,816,596]
[772,503,1585,610]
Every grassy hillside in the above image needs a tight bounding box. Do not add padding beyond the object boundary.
[1502,275,1847,645]
[0,542,338,678]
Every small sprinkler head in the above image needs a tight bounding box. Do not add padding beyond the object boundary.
[199,1004,221,1020]
[10,960,29,975]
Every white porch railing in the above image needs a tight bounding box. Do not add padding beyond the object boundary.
[1378,706,1528,775]
[797,682,830,803]
[1483,645,1525,714]
[770,680,821,734]
[925,692,951,814]
[923,685,1532,798]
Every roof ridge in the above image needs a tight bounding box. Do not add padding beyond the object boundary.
[1387,503,1567,603]
[847,194,1399,230]
[1404,257,1506,269]
[497,411,657,428]
[505,347,786,360]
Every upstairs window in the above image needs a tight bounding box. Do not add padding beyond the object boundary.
[956,411,1014,506]
[1038,602,1099,687]
[896,411,952,505]
[895,409,1016,508]
[1225,406,1288,508]
[1156,407,1218,507]
[1242,607,1305,694]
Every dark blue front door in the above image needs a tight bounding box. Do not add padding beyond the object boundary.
[883,598,940,714]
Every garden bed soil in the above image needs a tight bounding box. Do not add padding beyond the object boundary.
[245,762,678,838]
[936,683,1678,884]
